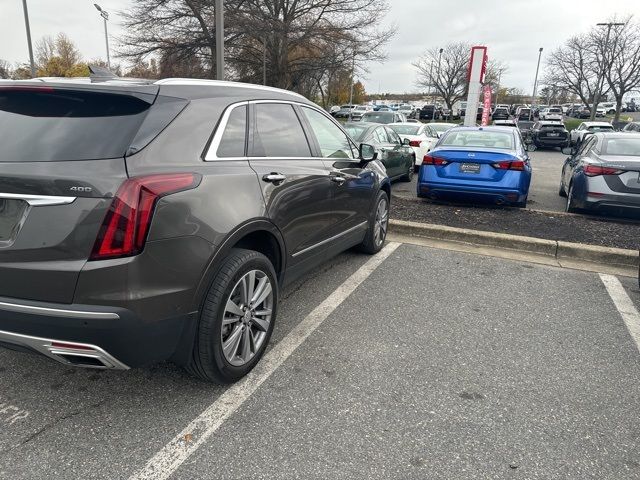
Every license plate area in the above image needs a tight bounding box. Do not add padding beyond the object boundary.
[460,163,481,174]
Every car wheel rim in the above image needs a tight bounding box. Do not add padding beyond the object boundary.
[374,197,388,247]
[221,269,273,367]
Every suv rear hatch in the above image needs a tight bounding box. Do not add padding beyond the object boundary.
[0,83,186,303]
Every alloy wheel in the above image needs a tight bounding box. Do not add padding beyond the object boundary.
[221,270,274,367]
[373,196,389,247]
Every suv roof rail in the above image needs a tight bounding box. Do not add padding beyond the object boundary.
[154,78,306,99]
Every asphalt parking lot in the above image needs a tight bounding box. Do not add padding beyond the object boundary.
[1,242,640,479]
[394,148,568,213]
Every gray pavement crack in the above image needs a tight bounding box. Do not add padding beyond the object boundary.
[0,398,108,457]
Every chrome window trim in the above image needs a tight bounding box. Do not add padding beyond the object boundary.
[292,221,368,258]
[0,300,119,319]
[0,193,76,206]
[205,99,354,162]
[204,100,249,161]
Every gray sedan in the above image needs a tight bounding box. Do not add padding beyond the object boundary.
[560,132,640,215]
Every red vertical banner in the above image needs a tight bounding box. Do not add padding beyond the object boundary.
[481,84,492,126]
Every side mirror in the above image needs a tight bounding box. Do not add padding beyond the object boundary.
[561,146,574,155]
[359,143,378,162]
[402,137,411,146]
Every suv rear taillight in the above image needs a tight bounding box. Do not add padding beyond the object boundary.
[409,140,422,147]
[492,160,526,171]
[90,173,201,260]
[583,165,624,177]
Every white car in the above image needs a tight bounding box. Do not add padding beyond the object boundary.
[388,123,440,171]
[540,107,563,121]
[569,121,615,146]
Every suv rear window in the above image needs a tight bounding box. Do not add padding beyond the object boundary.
[0,88,154,162]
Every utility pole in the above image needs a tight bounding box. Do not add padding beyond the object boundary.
[592,21,625,120]
[530,47,543,121]
[215,0,224,80]
[432,48,443,121]
[21,0,35,77]
[348,47,356,121]
[94,4,110,69]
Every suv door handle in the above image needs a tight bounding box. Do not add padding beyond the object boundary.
[262,173,287,184]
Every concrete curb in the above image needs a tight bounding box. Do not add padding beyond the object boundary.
[390,219,639,269]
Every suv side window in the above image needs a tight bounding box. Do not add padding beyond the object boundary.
[300,107,354,159]
[374,127,388,144]
[252,103,311,157]
[385,127,401,145]
[217,105,247,158]
[577,136,596,156]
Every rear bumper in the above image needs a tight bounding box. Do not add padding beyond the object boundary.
[534,137,569,147]
[417,182,527,204]
[0,296,196,369]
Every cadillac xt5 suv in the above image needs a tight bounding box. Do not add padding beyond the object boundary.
[0,76,391,383]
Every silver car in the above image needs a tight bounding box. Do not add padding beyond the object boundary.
[560,132,640,214]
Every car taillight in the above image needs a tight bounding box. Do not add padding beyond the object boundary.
[583,165,624,176]
[423,154,448,166]
[409,140,422,147]
[492,160,526,171]
[90,173,201,260]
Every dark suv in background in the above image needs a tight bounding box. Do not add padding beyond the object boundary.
[0,76,390,383]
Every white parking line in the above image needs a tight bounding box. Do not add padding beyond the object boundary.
[600,273,640,353]
[129,241,401,480]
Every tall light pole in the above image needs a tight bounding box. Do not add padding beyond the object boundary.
[530,47,543,121]
[432,48,443,121]
[21,0,35,77]
[93,4,110,69]
[592,21,625,120]
[348,46,356,121]
[215,0,224,80]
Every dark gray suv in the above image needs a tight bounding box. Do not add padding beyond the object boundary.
[0,78,390,383]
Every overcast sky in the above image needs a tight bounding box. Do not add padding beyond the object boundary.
[1,0,638,93]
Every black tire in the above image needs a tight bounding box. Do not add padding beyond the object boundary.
[186,248,278,384]
[401,159,415,182]
[358,190,389,254]
[413,164,419,173]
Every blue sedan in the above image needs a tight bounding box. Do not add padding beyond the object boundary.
[417,126,532,207]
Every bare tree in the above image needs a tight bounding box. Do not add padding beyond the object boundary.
[0,59,11,79]
[543,34,606,115]
[413,42,470,112]
[597,19,640,121]
[118,0,393,101]
[414,43,505,112]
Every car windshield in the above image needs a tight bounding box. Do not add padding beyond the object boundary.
[354,106,368,111]
[588,125,614,131]
[602,138,640,156]
[440,130,515,149]
[343,123,370,141]
[361,112,395,123]
[389,125,420,135]
[340,105,353,109]
[430,124,455,133]
[399,105,412,110]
